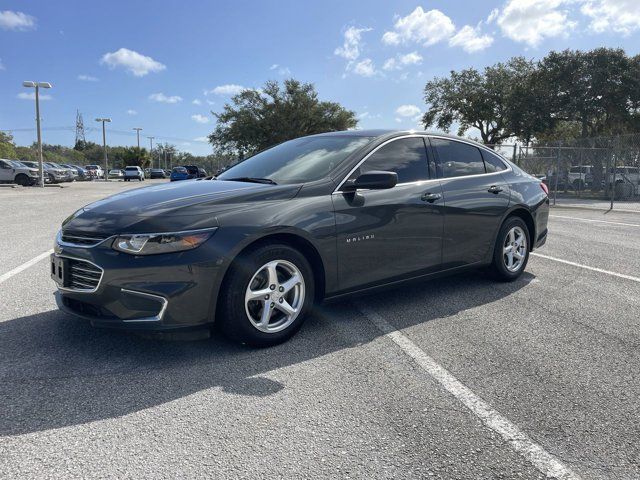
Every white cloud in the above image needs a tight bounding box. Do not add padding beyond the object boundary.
[0,58,4,70]
[17,92,51,101]
[149,92,183,104]
[353,58,377,77]
[0,10,36,31]
[449,25,494,52]
[383,51,423,71]
[127,109,137,115]
[209,84,245,95]
[382,7,455,46]
[100,48,166,77]
[192,99,202,105]
[334,26,372,60]
[494,0,576,47]
[395,104,421,118]
[191,114,210,124]
[193,136,209,142]
[77,74,98,82]
[580,0,640,34]
[269,63,291,75]
[206,99,216,106]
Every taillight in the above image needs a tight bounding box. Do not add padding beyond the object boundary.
[540,182,549,195]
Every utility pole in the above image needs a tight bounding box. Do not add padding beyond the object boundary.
[133,128,142,148]
[95,118,112,180]
[148,136,155,168]
[22,81,52,187]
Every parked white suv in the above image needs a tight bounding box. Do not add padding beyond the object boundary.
[84,165,104,179]
[568,165,601,189]
[0,158,39,186]
[123,166,144,182]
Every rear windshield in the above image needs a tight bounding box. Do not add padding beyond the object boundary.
[173,167,187,173]
[125,167,139,171]
[185,166,199,174]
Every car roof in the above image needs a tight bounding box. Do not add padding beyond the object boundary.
[309,129,491,148]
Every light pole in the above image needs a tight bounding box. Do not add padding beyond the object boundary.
[147,136,154,169]
[133,127,142,148]
[95,118,111,180]
[22,81,52,187]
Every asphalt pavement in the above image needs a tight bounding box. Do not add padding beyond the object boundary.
[1,181,638,479]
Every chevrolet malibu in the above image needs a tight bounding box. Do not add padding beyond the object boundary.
[52,130,549,346]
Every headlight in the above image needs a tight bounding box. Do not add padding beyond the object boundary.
[113,228,217,255]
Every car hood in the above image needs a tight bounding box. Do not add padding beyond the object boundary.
[63,179,302,234]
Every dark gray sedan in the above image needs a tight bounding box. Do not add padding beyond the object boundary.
[52,130,549,346]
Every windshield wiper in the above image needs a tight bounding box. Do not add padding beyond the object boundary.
[225,177,277,185]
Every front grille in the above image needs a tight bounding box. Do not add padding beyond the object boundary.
[67,258,103,291]
[61,232,107,246]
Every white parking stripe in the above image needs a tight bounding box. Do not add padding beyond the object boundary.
[531,252,640,283]
[549,214,640,227]
[357,304,581,480]
[0,249,53,285]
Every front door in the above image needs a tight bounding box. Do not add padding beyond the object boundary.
[332,136,444,291]
[0,160,14,182]
[429,137,511,268]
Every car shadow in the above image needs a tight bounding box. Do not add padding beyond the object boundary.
[0,270,535,436]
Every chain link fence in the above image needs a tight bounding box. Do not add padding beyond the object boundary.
[488,133,640,207]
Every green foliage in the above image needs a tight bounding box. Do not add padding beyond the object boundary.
[209,79,358,157]
[0,132,17,158]
[422,48,640,145]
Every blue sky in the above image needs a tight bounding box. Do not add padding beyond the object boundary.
[1,0,639,155]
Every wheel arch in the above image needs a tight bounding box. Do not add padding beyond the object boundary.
[504,206,536,251]
[215,231,327,318]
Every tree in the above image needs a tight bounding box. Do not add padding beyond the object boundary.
[422,57,546,145]
[0,132,17,158]
[209,79,358,157]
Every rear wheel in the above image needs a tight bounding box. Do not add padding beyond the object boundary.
[488,217,530,281]
[217,243,314,347]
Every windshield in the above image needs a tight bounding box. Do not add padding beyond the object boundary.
[9,160,27,168]
[125,167,138,171]
[217,135,373,184]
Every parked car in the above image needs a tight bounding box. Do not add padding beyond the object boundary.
[124,166,145,182]
[608,166,640,185]
[567,165,603,189]
[22,160,67,183]
[45,162,75,182]
[52,130,549,347]
[169,166,191,182]
[108,169,124,179]
[61,164,89,181]
[84,165,105,179]
[149,168,166,179]
[0,159,39,186]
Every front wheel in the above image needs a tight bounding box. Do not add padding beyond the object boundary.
[488,217,530,281]
[217,244,314,347]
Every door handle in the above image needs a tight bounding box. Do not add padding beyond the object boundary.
[421,192,441,203]
[488,185,503,194]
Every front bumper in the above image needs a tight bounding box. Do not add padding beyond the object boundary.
[53,235,227,331]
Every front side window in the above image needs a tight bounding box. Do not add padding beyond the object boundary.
[432,138,486,178]
[355,137,430,184]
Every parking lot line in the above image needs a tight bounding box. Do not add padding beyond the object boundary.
[0,249,53,285]
[531,252,640,283]
[357,303,581,480]
[549,214,640,227]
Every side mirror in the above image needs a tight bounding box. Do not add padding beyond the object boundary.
[343,170,398,191]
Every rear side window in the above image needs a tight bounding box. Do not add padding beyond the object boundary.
[481,149,508,173]
[432,139,485,178]
[358,137,430,183]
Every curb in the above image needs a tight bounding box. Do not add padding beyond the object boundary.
[552,204,640,215]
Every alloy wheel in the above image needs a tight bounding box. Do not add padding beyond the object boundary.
[503,226,527,272]
[244,259,305,333]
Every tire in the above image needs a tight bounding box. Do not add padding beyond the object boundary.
[14,173,31,186]
[488,216,530,282]
[217,243,315,347]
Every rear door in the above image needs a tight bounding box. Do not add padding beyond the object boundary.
[429,137,510,268]
[332,136,444,291]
